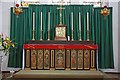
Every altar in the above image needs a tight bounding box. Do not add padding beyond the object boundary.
[23,40,97,70]
[21,0,98,71]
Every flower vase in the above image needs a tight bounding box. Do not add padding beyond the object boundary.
[0,55,3,80]
[0,51,5,80]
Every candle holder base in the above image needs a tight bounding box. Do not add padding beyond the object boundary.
[32,30,35,41]
[87,30,90,41]
[40,30,42,41]
[71,38,74,41]
[87,39,90,41]
[79,39,82,41]
[32,38,35,40]
[48,30,50,41]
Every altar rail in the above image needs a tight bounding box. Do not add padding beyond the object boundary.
[23,41,97,70]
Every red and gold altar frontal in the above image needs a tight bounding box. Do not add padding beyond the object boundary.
[23,41,97,70]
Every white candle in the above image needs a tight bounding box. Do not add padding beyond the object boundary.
[41,12,42,30]
[33,12,35,30]
[79,12,81,31]
[87,12,89,31]
[48,12,50,30]
[71,12,73,30]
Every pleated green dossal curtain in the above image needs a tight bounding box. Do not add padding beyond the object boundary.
[28,5,94,40]
[8,8,30,67]
[94,7,114,68]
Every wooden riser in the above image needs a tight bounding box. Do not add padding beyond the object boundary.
[13,70,104,79]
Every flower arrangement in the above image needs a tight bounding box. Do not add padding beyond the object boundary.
[0,33,15,55]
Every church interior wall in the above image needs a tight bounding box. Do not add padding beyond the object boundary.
[0,2,2,33]
[0,0,119,72]
[0,1,12,71]
[117,0,120,72]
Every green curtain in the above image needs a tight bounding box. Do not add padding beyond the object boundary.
[28,5,94,40]
[8,8,30,67]
[94,7,114,68]
[9,5,114,69]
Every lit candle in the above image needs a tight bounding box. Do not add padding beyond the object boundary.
[79,12,81,31]
[71,12,73,30]
[33,12,35,30]
[48,12,50,30]
[41,12,42,30]
[87,12,89,31]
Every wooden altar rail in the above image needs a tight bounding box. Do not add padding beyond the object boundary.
[23,43,97,70]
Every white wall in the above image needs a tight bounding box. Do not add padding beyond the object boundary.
[2,2,12,37]
[109,1,119,72]
[118,1,120,72]
[0,1,21,71]
[1,0,17,2]
[0,2,2,33]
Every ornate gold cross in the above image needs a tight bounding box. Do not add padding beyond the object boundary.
[57,0,65,25]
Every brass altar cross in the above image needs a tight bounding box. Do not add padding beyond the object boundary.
[57,0,65,25]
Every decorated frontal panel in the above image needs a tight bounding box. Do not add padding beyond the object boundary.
[25,48,96,70]
[44,50,50,69]
[55,49,65,69]
[51,50,55,68]
[31,50,37,69]
[90,50,96,70]
[37,50,43,69]
[66,50,70,68]
[71,49,77,69]
[84,50,90,69]
[26,50,30,68]
[78,50,83,69]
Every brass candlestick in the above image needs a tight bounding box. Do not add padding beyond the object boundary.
[32,30,35,40]
[79,30,82,41]
[40,30,42,40]
[48,30,50,40]
[71,30,74,41]
[87,30,90,41]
